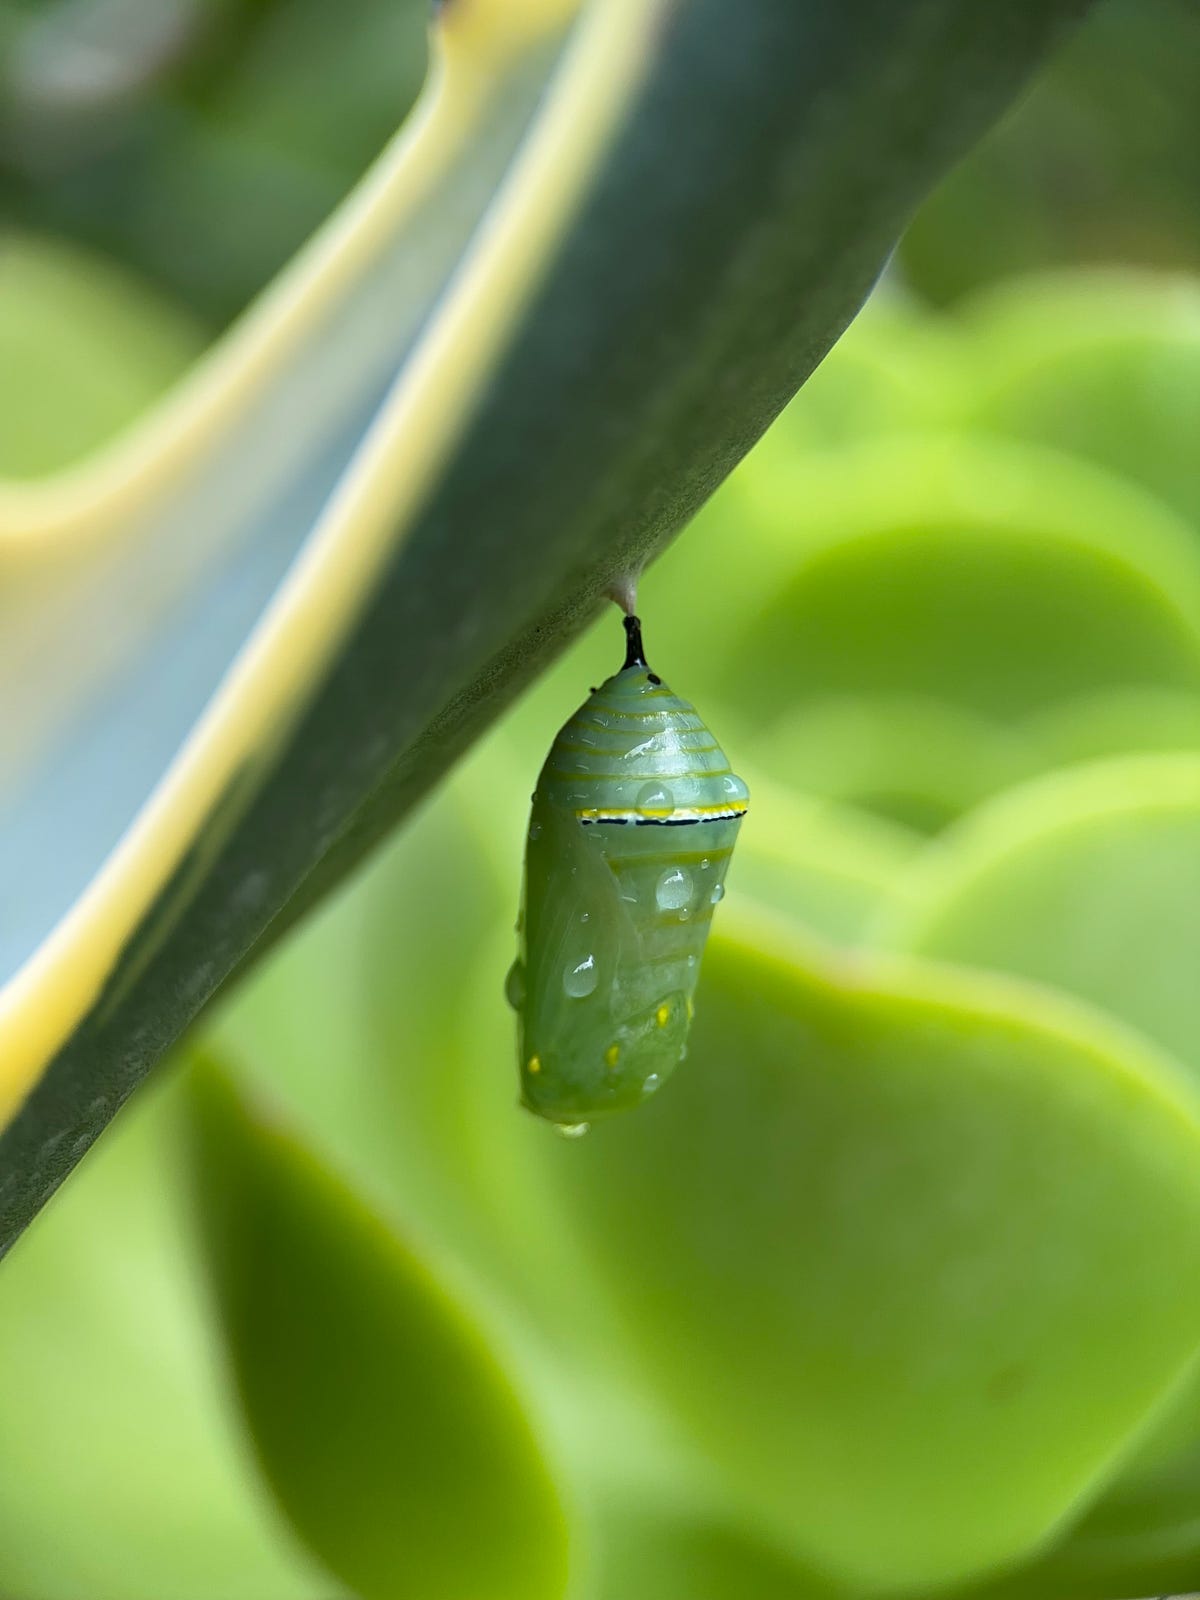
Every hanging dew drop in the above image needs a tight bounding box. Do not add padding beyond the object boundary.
[504,960,526,1010]
[555,1121,591,1140]
[643,1073,662,1095]
[563,954,598,998]
[655,866,693,911]
[637,781,674,817]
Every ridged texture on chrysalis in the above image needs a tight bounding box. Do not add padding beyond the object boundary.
[508,615,748,1128]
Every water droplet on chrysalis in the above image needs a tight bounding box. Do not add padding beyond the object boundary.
[637,781,674,817]
[563,954,598,998]
[655,867,693,911]
[528,819,543,842]
[504,960,526,1009]
[710,882,725,904]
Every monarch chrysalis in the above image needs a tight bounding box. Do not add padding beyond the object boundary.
[507,612,748,1131]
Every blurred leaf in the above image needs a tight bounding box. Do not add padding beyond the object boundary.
[0,231,204,477]
[186,1052,569,1600]
[689,435,1200,733]
[1022,686,1200,771]
[0,0,1092,1254]
[526,909,1200,1592]
[566,1357,843,1599]
[718,761,920,941]
[878,753,1200,1596]
[634,430,1200,836]
[0,1076,332,1600]
[212,0,429,174]
[953,1422,1200,1600]
[0,0,430,324]
[963,270,1200,533]
[589,1490,834,1600]
[878,753,1200,1077]
[898,0,1200,301]
[750,693,1036,835]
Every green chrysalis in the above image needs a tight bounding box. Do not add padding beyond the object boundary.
[507,613,748,1132]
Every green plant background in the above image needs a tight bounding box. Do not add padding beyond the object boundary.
[3,2,1200,1598]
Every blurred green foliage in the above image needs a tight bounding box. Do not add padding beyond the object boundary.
[5,2,1200,1597]
[7,245,1200,1594]
[0,0,428,326]
[188,1058,570,1600]
[0,231,203,476]
[199,266,1200,1597]
[901,0,1200,301]
[5,0,1200,332]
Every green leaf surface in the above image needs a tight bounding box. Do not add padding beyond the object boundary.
[632,428,1200,833]
[0,0,431,325]
[953,1422,1200,1600]
[562,1358,842,1599]
[1021,686,1200,772]
[0,233,205,478]
[964,270,1200,533]
[0,1078,331,1600]
[186,1053,569,1600]
[749,693,1037,835]
[0,0,1091,1253]
[879,753,1200,1596]
[588,1490,834,1600]
[687,436,1200,734]
[525,908,1200,1591]
[878,754,1200,1077]
[716,761,920,941]
[896,0,1200,304]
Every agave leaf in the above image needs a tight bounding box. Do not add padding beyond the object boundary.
[0,0,1089,1251]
